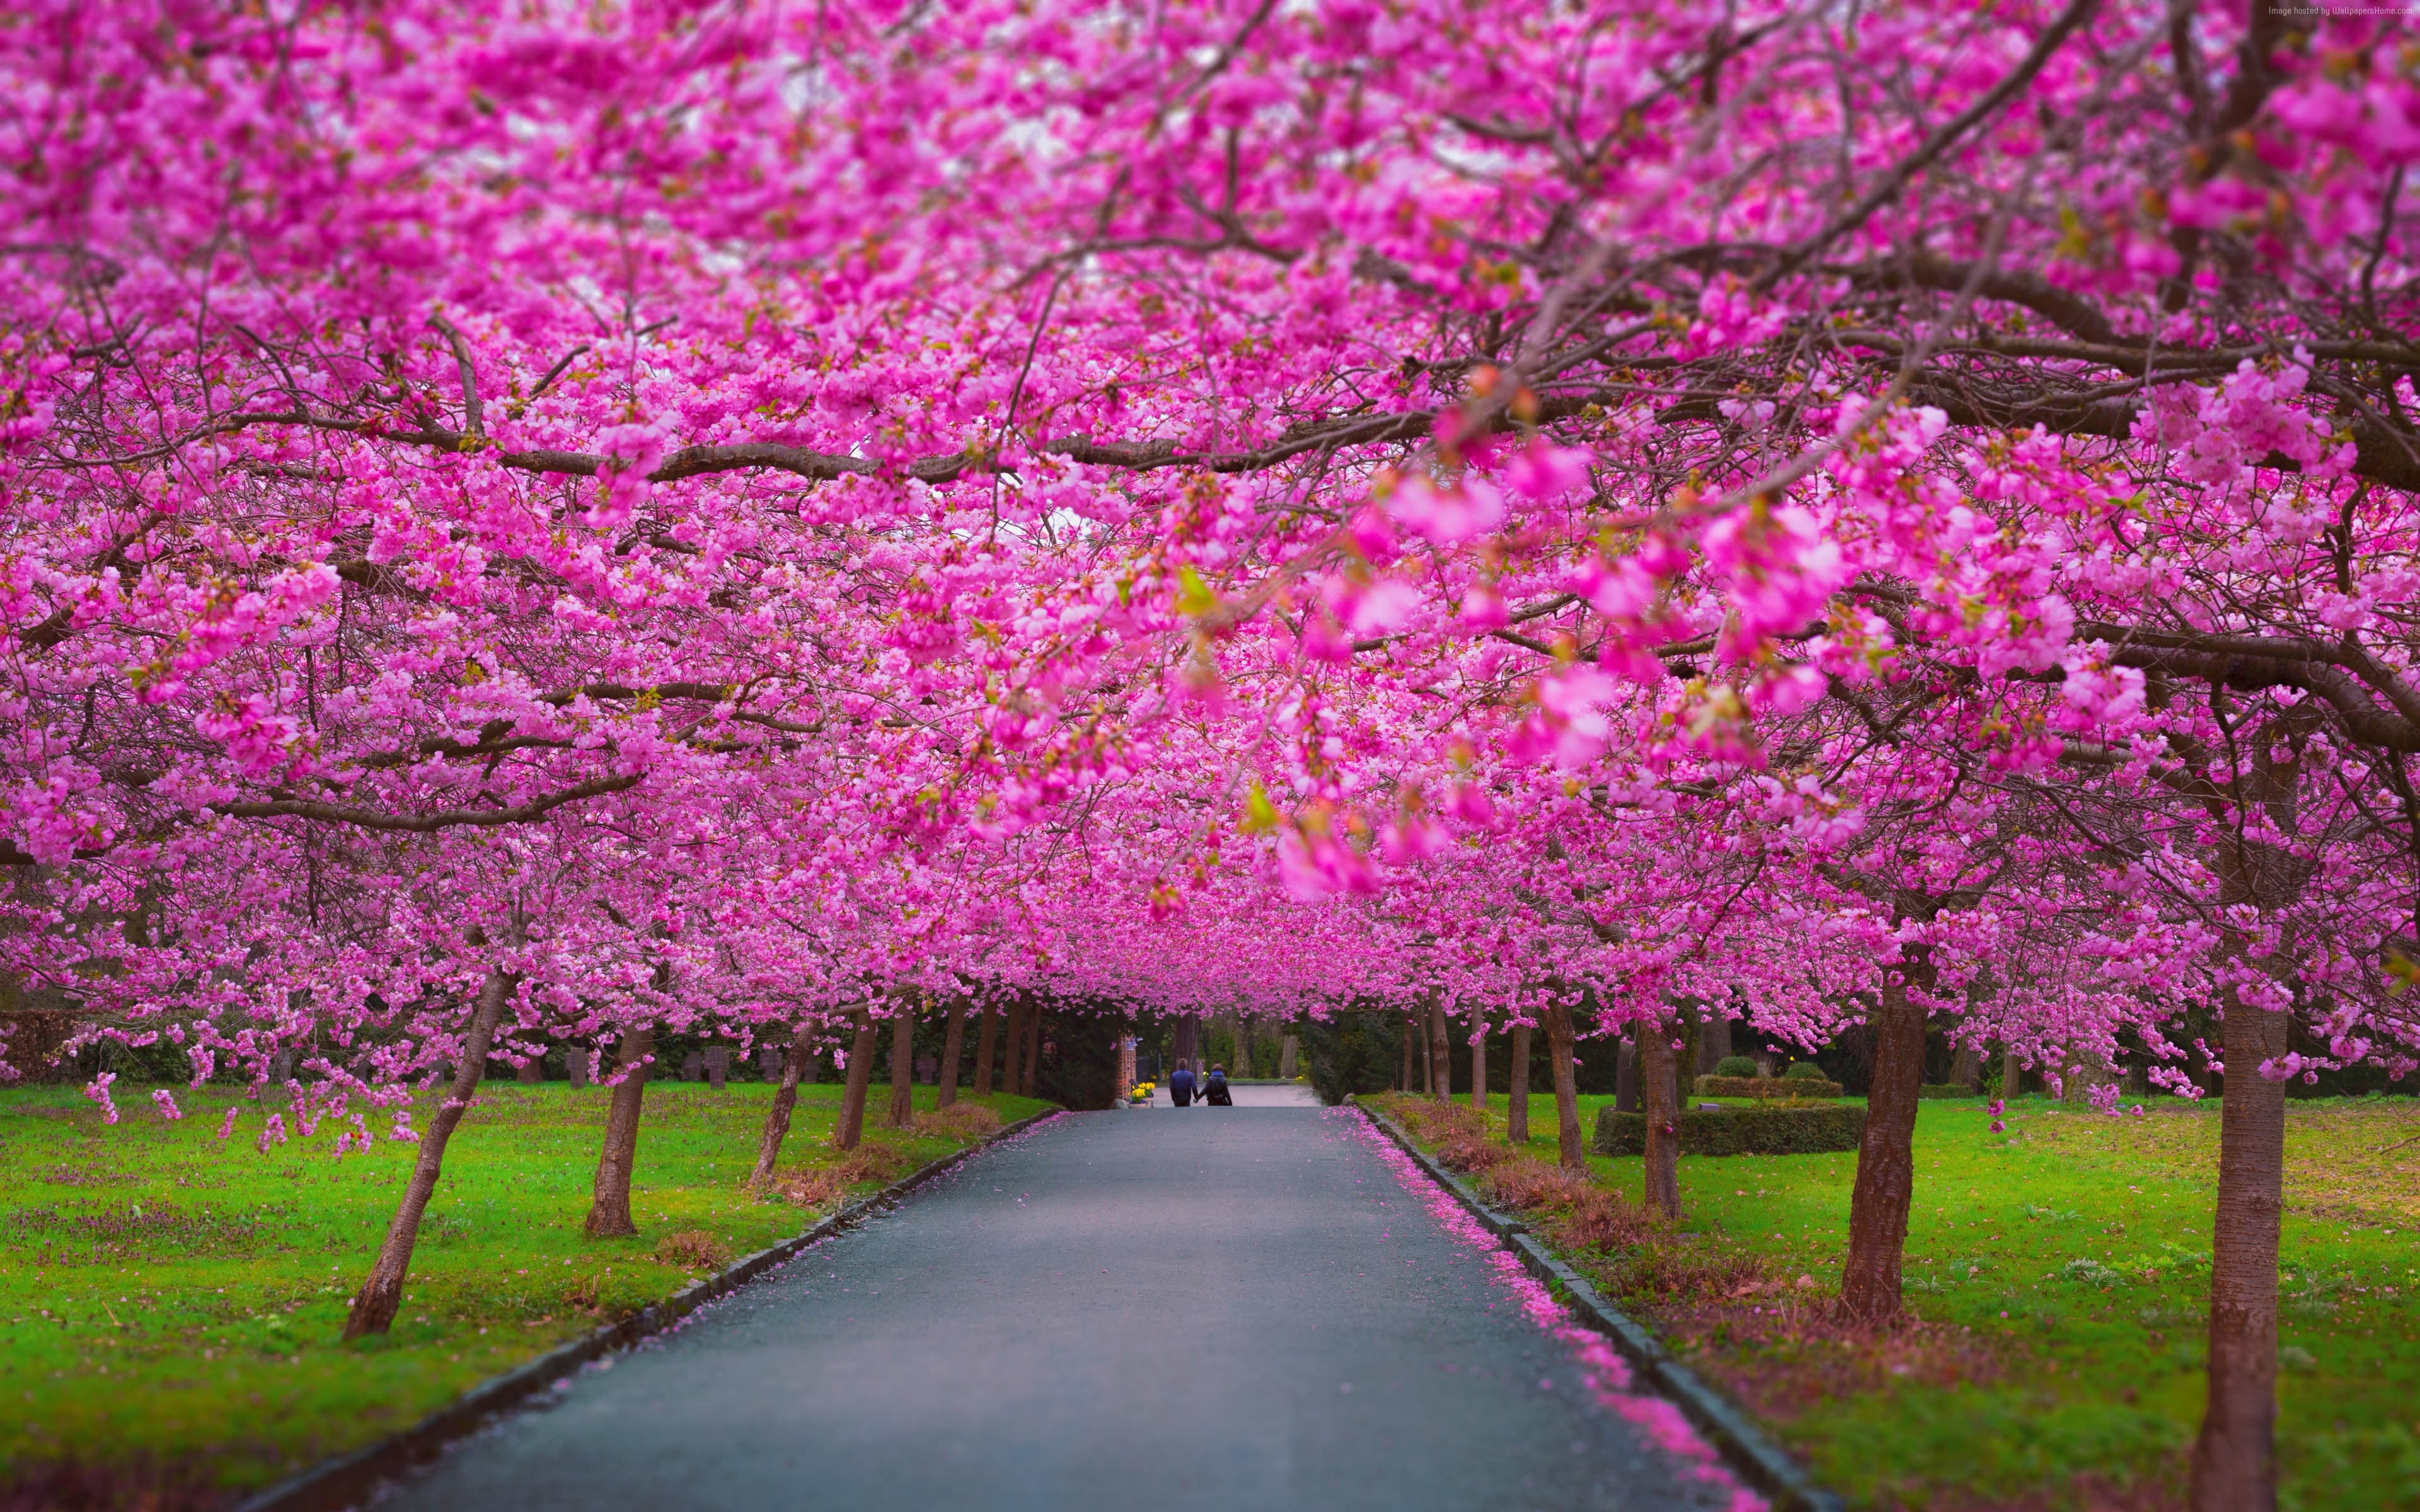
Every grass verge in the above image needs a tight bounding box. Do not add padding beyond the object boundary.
[1371,1091,2420,1512]
[1,1080,1047,1507]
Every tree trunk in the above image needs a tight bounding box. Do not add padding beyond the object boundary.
[885,1006,916,1127]
[1003,997,1028,1101]
[834,1017,879,1150]
[1676,1005,1702,1105]
[1698,1011,1733,1073]
[1172,1012,1198,1087]
[1615,1028,1640,1113]
[1468,1023,1487,1114]
[344,962,519,1338]
[2190,978,2291,1511]
[972,1003,1000,1097]
[1950,1041,1980,1092]
[2062,1047,2116,1107]
[1235,1016,1253,1078]
[936,999,968,1108]
[1401,1012,1416,1093]
[1427,1000,1452,1102]
[1544,1000,1584,1169]
[1999,1044,2022,1099]
[1506,1022,1532,1143]
[1021,1003,1044,1096]
[1638,1015,1681,1218]
[583,1025,655,1239]
[1840,958,1930,1320]
[1279,1033,1299,1079]
[2188,720,2310,1512]
[749,1023,815,1186]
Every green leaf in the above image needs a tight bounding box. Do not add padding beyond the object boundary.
[1174,566,1218,619]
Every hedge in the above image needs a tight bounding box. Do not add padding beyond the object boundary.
[1594,1101,1866,1157]
[1693,1074,1843,1099]
[1918,1083,1977,1099]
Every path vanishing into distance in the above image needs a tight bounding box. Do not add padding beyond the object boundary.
[389,1103,1751,1511]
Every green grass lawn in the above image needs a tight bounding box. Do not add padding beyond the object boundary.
[1387,1091,2420,1511]
[0,1079,1047,1505]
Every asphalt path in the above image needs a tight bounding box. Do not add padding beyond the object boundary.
[389,1107,1737,1511]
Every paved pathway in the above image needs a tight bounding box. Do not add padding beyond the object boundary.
[391,1107,1737,1511]
[1144,1080,1320,1106]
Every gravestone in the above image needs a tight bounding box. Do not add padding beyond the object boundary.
[270,1050,294,1083]
[758,1045,784,1080]
[517,1058,541,1084]
[704,1046,729,1091]
[914,1053,937,1085]
[681,1051,706,1082]
[565,1048,591,1087]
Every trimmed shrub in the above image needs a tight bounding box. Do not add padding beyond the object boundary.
[1712,1055,1760,1079]
[1032,1010,1121,1110]
[1299,1014,1406,1105]
[1695,1074,1843,1100]
[1782,1061,1828,1080]
[1593,1101,1865,1157]
[1918,1083,1976,1099]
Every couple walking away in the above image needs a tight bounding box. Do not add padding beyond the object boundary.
[1168,1063,1231,1107]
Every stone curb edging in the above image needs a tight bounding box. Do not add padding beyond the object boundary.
[1353,1102,1843,1512]
[234,1109,1061,1512]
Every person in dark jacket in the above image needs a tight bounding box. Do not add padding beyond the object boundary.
[1204,1063,1232,1106]
[1168,1062,1197,1107]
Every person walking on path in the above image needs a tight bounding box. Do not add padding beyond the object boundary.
[1168,1062,1197,1107]
[1204,1064,1232,1106]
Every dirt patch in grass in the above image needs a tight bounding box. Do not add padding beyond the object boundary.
[909,1103,1003,1139]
